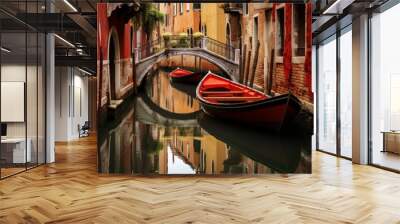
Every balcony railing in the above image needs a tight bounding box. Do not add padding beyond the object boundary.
[222,3,243,14]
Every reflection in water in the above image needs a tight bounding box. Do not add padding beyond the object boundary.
[167,146,196,174]
[98,69,311,174]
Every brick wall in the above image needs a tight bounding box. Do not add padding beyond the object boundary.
[272,62,312,103]
[273,63,288,93]
[241,3,313,104]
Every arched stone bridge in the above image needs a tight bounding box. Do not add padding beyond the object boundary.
[135,47,240,86]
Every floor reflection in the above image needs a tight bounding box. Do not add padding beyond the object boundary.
[98,68,311,175]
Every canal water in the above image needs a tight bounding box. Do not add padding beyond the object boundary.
[98,68,312,175]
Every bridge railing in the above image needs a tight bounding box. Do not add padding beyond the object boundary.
[134,38,163,63]
[134,35,238,63]
[201,37,236,62]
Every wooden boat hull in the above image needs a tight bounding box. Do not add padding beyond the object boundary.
[170,73,202,83]
[200,94,301,131]
[196,73,302,131]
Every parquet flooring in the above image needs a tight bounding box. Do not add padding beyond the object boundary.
[0,167,26,178]
[1,135,400,223]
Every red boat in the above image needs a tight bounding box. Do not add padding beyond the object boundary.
[169,67,201,83]
[196,72,302,131]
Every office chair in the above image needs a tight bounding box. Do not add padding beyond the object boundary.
[79,121,90,138]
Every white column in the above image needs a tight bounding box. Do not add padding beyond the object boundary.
[46,32,55,163]
[352,14,369,164]
[45,0,55,163]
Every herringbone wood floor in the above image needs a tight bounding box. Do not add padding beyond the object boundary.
[1,135,400,224]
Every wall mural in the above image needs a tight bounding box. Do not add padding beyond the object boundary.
[97,2,313,175]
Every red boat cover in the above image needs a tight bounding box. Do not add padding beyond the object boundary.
[198,73,268,104]
[169,68,193,78]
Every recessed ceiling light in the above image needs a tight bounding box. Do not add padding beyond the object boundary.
[54,34,75,48]
[1,47,11,53]
[322,0,354,15]
[63,0,78,12]
[78,67,93,76]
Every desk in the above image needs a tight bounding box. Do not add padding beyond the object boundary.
[382,131,400,154]
[1,138,31,163]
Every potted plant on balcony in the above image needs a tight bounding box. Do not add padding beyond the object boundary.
[193,32,204,47]
[162,32,172,48]
[178,32,189,48]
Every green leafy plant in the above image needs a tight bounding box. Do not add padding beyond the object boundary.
[193,32,204,39]
[162,32,172,48]
[177,32,189,48]
[132,3,164,42]
[193,32,204,47]
[170,40,178,48]
[162,32,172,40]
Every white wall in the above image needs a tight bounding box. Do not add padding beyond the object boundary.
[1,63,46,164]
[55,66,69,141]
[1,64,41,137]
[55,67,89,141]
[1,65,26,139]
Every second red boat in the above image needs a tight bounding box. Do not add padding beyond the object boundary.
[169,67,201,84]
[196,72,302,131]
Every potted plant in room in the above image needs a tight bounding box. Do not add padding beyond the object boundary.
[193,32,204,47]
[162,32,172,48]
[178,32,189,48]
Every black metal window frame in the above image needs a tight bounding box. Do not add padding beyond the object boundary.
[315,23,353,161]
[367,0,400,173]
[315,0,400,173]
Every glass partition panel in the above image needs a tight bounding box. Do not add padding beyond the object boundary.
[339,28,352,158]
[1,31,27,177]
[0,0,46,179]
[27,31,38,169]
[317,35,337,154]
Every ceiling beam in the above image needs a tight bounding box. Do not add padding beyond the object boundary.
[55,55,96,70]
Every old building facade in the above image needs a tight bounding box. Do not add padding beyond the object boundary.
[200,3,227,43]
[238,3,313,105]
[160,3,200,34]
[97,4,135,110]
